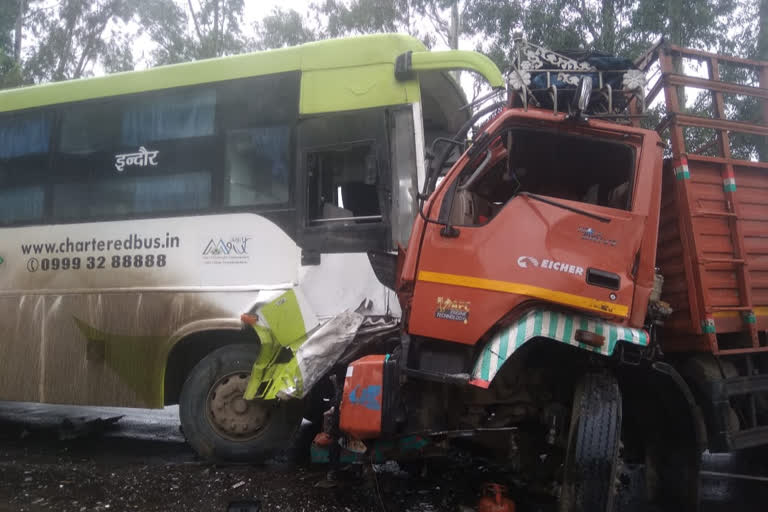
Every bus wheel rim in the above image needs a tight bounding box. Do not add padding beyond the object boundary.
[206,372,270,441]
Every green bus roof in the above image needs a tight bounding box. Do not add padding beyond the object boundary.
[0,34,429,114]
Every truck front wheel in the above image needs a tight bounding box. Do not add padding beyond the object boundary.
[179,344,303,462]
[560,372,622,512]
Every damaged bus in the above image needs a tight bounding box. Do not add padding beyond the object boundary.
[0,34,503,460]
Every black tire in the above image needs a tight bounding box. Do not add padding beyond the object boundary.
[303,374,334,425]
[680,355,740,439]
[179,343,303,462]
[560,372,622,512]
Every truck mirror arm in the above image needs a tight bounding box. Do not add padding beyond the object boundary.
[423,102,503,197]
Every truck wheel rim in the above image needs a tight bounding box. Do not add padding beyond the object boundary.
[206,372,270,441]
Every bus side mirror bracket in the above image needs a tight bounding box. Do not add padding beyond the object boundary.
[394,50,505,89]
[440,225,460,238]
[395,51,415,81]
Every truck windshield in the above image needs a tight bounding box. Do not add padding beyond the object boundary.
[446,127,636,226]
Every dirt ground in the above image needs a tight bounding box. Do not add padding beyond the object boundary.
[0,442,499,512]
[0,404,499,512]
[0,402,766,512]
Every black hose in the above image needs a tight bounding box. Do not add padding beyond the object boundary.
[418,101,505,227]
[423,101,505,197]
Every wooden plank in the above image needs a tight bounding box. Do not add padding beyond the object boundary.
[717,346,768,355]
[673,114,768,137]
[666,44,768,68]
[688,154,768,170]
[666,73,768,100]
[661,48,711,345]
[709,57,759,347]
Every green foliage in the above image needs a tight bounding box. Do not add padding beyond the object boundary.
[0,0,16,56]
[255,8,317,50]
[465,0,741,73]
[137,0,251,65]
[23,0,137,82]
[314,0,437,47]
[0,0,23,88]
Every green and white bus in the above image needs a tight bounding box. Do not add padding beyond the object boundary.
[0,34,502,459]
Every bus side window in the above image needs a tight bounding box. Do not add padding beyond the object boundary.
[225,126,291,207]
[306,142,380,224]
[53,89,216,220]
[296,108,391,254]
[219,72,299,209]
[0,111,51,225]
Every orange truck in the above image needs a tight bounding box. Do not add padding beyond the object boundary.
[310,41,768,511]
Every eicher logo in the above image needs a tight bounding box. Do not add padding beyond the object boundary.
[202,237,250,256]
[518,255,584,276]
[516,256,539,268]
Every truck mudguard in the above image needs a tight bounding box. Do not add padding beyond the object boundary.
[471,308,649,387]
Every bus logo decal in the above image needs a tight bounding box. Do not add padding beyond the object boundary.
[115,146,159,172]
[202,236,251,265]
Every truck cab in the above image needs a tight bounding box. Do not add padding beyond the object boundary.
[374,41,768,510]
[377,44,706,511]
[400,108,663,356]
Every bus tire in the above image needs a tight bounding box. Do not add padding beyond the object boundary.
[560,372,622,512]
[179,343,303,462]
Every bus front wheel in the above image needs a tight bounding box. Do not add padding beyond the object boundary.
[179,343,303,462]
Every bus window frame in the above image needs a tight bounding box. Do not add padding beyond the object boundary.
[296,107,393,259]
[0,73,302,228]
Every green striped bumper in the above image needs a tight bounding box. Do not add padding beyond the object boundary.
[471,309,649,385]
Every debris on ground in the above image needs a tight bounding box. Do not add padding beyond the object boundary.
[58,416,123,441]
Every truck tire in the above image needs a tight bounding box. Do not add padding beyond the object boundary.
[560,372,622,512]
[679,354,740,449]
[179,344,303,462]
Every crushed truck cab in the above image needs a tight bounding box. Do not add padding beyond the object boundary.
[400,108,664,362]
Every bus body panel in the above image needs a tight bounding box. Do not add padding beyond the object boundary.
[0,34,426,115]
[0,213,399,408]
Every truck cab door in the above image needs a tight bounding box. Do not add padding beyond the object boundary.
[408,123,650,345]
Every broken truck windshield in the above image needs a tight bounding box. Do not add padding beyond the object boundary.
[445,126,635,226]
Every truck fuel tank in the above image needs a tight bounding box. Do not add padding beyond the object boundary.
[339,354,400,439]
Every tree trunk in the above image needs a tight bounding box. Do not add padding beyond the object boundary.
[600,0,615,54]
[213,0,220,56]
[449,0,460,50]
[13,0,24,62]
[759,0,768,160]
[666,0,686,110]
[449,0,460,82]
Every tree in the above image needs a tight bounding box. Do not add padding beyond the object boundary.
[466,0,739,73]
[0,0,23,88]
[757,0,768,160]
[313,0,471,50]
[138,0,251,65]
[314,0,431,47]
[23,0,136,83]
[12,0,24,62]
[254,8,317,51]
